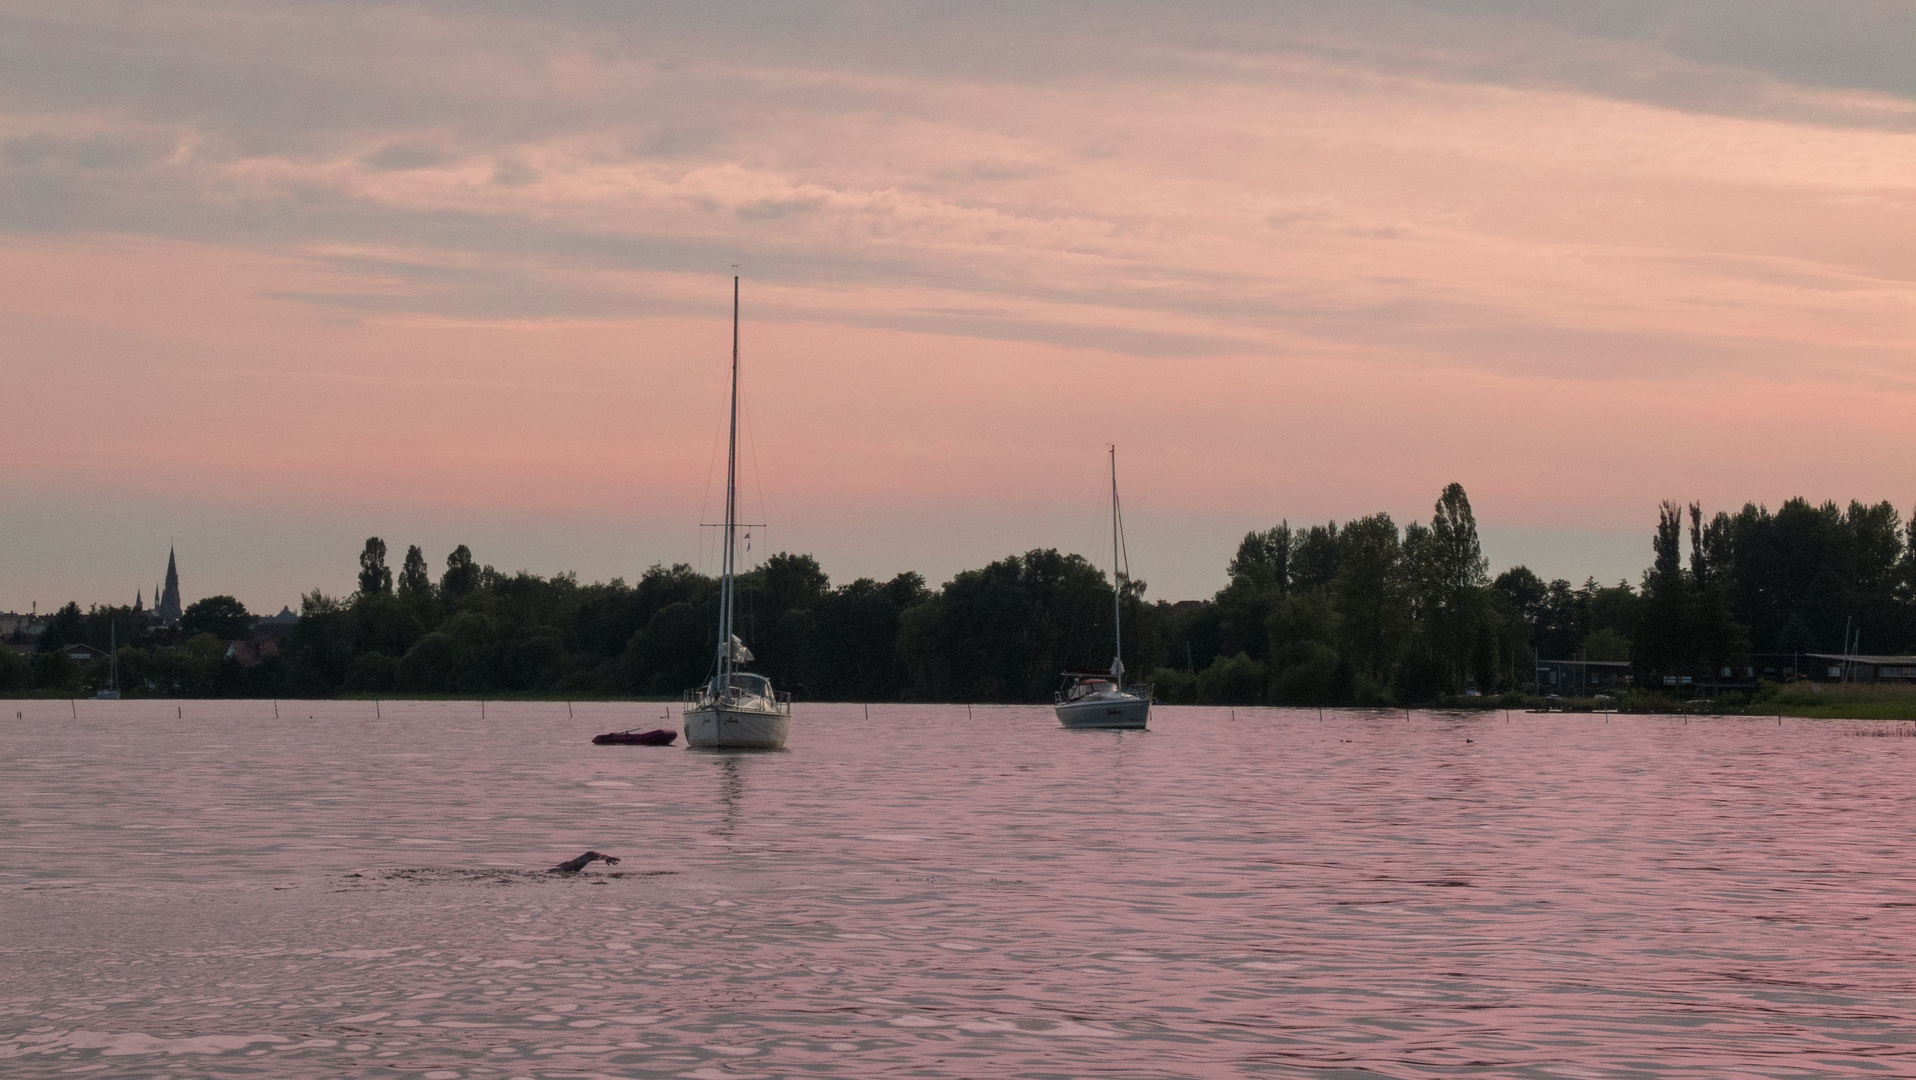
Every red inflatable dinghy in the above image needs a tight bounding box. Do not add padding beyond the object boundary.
[592,728,678,746]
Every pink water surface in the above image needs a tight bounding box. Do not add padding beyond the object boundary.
[3,701,1915,1078]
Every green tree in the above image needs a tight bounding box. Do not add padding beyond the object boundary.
[1290,523,1340,591]
[32,648,78,692]
[805,574,923,701]
[181,596,254,640]
[623,602,712,695]
[1635,500,1748,685]
[398,545,432,597]
[0,645,29,690]
[1426,483,1492,691]
[344,652,398,693]
[893,550,1112,702]
[755,552,830,617]
[36,602,85,650]
[441,544,480,598]
[396,633,458,693]
[80,604,149,652]
[1227,523,1292,591]
[358,537,393,595]
[1197,653,1267,704]
[1580,628,1631,661]
[352,593,426,657]
[1271,641,1342,705]
[284,590,356,693]
[501,625,568,690]
[1331,513,1406,693]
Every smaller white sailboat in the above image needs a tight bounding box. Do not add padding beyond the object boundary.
[1055,446,1150,730]
[682,275,793,751]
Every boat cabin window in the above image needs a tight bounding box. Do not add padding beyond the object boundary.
[726,673,771,695]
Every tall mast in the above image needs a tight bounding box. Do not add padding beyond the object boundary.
[719,275,740,688]
[1110,445,1122,681]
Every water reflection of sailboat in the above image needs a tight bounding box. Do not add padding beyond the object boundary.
[1055,446,1150,730]
[712,756,745,838]
[682,276,793,751]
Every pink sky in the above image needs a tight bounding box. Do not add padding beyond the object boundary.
[3,2,1913,611]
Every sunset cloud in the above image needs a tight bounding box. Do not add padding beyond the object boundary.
[3,1,1913,607]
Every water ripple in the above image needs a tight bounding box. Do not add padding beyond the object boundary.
[2,702,1915,1076]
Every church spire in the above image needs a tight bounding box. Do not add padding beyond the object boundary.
[158,546,183,625]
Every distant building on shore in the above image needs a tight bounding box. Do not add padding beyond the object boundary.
[253,606,299,643]
[1802,654,1916,684]
[1535,658,1632,695]
[1,609,42,654]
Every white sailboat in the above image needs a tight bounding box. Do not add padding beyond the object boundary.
[1054,446,1151,730]
[682,275,793,751]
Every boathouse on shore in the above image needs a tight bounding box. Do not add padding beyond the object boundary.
[1801,654,1916,683]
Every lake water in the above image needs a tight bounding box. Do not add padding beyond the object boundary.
[3,701,1915,1078]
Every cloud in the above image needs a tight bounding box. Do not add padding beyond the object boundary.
[3,1,1915,605]
[362,141,461,171]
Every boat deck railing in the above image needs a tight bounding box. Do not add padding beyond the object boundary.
[683,687,795,712]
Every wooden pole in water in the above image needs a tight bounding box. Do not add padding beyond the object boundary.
[567,701,573,718]
[273,700,279,719]
[864,703,869,719]
[376,700,381,719]
[70,699,76,719]
[481,700,486,718]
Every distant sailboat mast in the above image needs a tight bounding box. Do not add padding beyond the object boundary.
[717,274,741,690]
[681,274,792,750]
[1110,445,1123,681]
[1054,445,1151,729]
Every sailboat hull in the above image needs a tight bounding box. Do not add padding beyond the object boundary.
[683,705,791,750]
[1055,695,1150,730]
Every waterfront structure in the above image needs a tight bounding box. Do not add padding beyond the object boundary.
[1536,658,1633,695]
[1803,653,1916,684]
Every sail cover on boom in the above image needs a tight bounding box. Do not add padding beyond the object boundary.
[720,634,754,662]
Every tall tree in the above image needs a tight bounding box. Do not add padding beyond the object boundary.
[1638,500,1748,685]
[37,602,85,650]
[398,545,432,597]
[441,544,480,598]
[1636,501,1691,682]
[1425,483,1491,691]
[1331,513,1405,692]
[1227,523,1292,591]
[1290,523,1340,591]
[358,537,393,595]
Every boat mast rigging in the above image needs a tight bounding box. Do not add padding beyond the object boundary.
[1110,445,1123,681]
[718,275,740,692]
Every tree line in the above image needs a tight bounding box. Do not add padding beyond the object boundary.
[7,485,1915,703]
